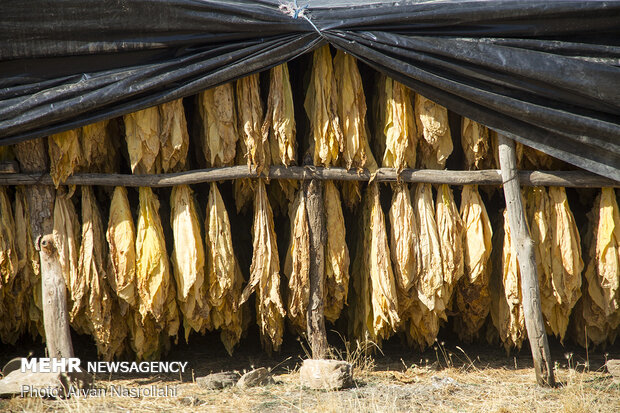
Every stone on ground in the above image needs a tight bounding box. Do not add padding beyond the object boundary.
[0,369,92,398]
[196,371,239,389]
[606,359,620,383]
[236,367,274,388]
[299,359,353,390]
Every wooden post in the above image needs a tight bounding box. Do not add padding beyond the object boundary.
[304,161,328,359]
[14,139,74,359]
[498,135,555,387]
[38,234,75,359]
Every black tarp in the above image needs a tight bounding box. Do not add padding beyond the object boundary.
[1,0,619,180]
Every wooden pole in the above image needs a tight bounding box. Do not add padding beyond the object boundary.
[0,167,616,188]
[304,160,328,359]
[38,234,75,359]
[13,139,74,359]
[498,135,555,387]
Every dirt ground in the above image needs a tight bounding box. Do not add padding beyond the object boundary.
[1,332,619,412]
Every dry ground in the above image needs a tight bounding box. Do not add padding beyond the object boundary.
[1,334,619,413]
[3,365,619,413]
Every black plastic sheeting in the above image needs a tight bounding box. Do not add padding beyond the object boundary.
[1,0,619,180]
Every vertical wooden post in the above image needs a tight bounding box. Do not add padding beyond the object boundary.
[498,135,554,387]
[14,138,74,359]
[304,165,328,359]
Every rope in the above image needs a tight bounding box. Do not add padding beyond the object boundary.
[279,0,325,39]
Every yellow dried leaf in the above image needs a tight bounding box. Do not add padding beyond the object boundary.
[171,185,208,340]
[388,183,419,316]
[136,187,170,325]
[498,210,526,352]
[233,176,254,215]
[454,185,493,342]
[124,107,160,174]
[82,120,116,173]
[304,45,343,167]
[334,51,375,171]
[159,99,189,173]
[52,187,81,316]
[588,188,620,318]
[0,187,17,285]
[14,187,43,340]
[351,183,399,345]
[389,182,438,350]
[520,145,556,170]
[233,128,253,214]
[263,63,298,212]
[171,185,204,301]
[284,182,350,329]
[234,73,267,214]
[549,187,583,318]
[284,188,310,333]
[526,186,581,342]
[163,279,180,343]
[413,183,444,317]
[334,51,377,209]
[0,186,30,344]
[265,63,296,167]
[240,179,285,353]
[380,76,417,172]
[237,74,269,174]
[576,188,620,346]
[323,181,350,323]
[461,118,493,170]
[398,183,443,350]
[48,128,83,187]
[525,187,558,337]
[79,186,127,360]
[198,84,238,167]
[436,184,464,306]
[106,187,137,309]
[415,94,452,169]
[129,310,161,361]
[205,183,244,354]
[404,303,440,350]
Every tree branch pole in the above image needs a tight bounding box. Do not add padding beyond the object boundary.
[13,139,74,360]
[0,166,616,187]
[304,159,328,359]
[498,135,555,387]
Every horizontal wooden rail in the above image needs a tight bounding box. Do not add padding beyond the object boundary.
[0,166,617,188]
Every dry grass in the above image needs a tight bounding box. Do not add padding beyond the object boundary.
[2,339,619,413]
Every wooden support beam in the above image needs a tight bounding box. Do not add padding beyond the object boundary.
[0,166,616,188]
[498,135,555,387]
[304,165,328,359]
[13,139,74,360]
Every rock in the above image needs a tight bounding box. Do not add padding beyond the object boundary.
[606,359,620,383]
[299,359,353,390]
[236,368,274,388]
[196,371,239,390]
[0,369,92,398]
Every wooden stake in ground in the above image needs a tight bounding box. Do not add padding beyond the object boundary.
[14,139,74,359]
[304,162,328,359]
[497,134,554,387]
